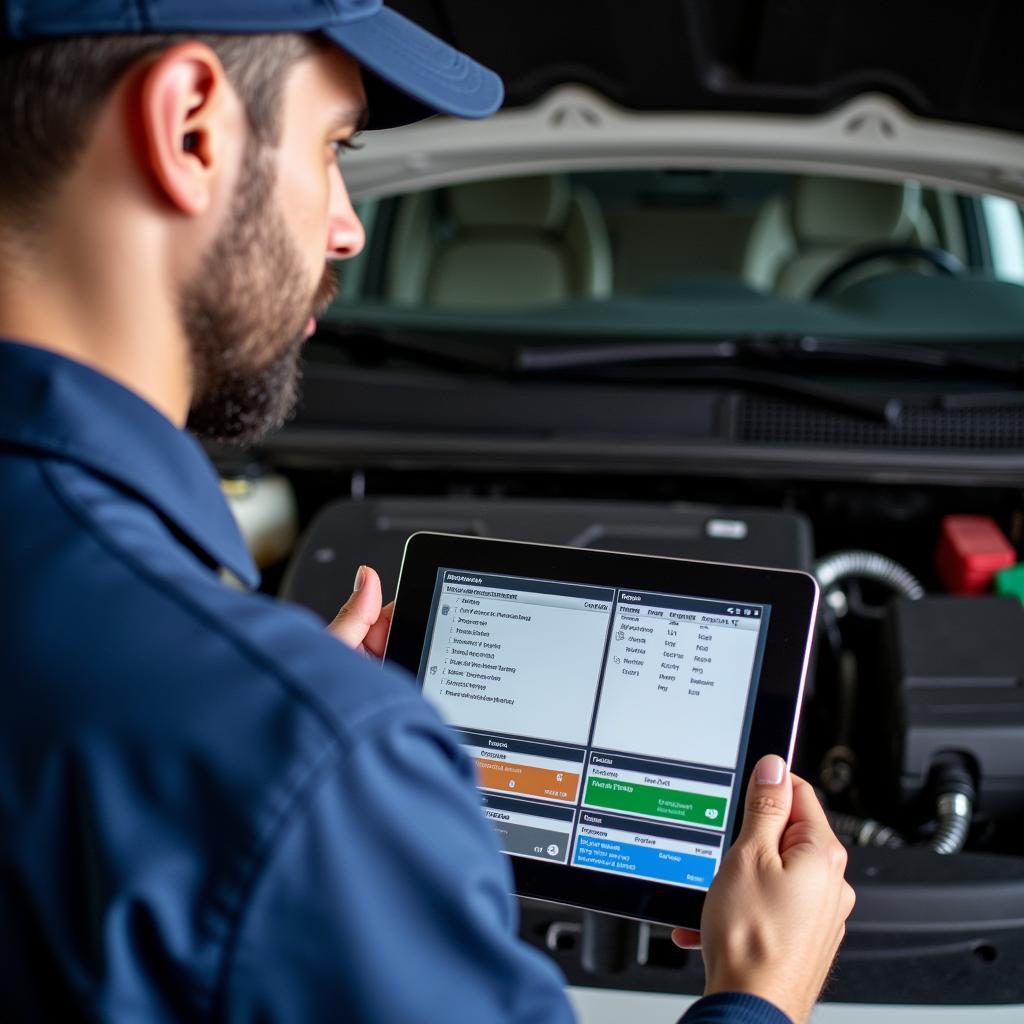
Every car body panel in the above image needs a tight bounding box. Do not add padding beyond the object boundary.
[348,86,1024,203]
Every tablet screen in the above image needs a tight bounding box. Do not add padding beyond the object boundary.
[415,567,771,894]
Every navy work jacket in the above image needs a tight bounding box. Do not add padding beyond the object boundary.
[0,339,787,1024]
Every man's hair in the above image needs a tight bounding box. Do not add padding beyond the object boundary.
[0,33,313,224]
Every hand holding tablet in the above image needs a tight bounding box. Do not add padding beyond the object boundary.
[385,532,819,929]
[677,756,856,1024]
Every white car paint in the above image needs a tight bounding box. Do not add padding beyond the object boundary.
[348,85,1024,203]
[569,986,1024,1024]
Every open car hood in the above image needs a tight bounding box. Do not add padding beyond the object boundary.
[391,0,1024,135]
[348,1,1024,202]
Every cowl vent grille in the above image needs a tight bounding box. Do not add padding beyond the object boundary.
[739,397,1024,450]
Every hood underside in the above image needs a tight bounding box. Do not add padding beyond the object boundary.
[388,0,1024,137]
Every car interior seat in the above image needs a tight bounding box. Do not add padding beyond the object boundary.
[741,175,938,297]
[385,175,613,308]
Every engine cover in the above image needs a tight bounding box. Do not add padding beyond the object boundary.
[887,596,1024,816]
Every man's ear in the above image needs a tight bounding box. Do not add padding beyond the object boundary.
[137,43,237,216]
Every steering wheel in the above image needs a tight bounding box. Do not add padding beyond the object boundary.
[811,244,965,299]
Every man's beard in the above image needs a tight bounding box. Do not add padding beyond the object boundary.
[182,143,337,446]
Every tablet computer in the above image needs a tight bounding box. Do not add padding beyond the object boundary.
[384,532,819,928]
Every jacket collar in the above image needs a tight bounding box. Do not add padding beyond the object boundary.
[0,339,259,589]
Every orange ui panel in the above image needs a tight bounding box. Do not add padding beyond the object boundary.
[475,758,581,803]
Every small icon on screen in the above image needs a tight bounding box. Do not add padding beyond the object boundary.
[546,844,560,857]
[441,604,451,616]
[429,666,438,676]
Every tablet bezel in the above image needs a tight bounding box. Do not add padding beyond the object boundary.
[384,531,818,928]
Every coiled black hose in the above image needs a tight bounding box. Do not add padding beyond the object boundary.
[814,550,925,605]
[826,756,976,854]
[927,756,976,855]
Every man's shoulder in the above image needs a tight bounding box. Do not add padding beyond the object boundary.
[0,445,450,878]
[0,441,447,823]
[1,445,432,748]
[0,450,470,1018]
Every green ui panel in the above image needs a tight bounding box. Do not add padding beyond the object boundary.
[585,777,727,827]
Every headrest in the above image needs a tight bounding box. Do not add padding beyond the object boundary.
[791,176,923,244]
[445,175,572,230]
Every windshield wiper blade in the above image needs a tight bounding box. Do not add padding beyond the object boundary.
[319,324,900,423]
[322,323,1024,379]
[512,333,1024,379]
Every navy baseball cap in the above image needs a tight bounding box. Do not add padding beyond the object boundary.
[1,0,504,130]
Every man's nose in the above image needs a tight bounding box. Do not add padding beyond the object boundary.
[327,165,365,260]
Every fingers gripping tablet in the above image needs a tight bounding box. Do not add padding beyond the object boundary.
[384,533,818,928]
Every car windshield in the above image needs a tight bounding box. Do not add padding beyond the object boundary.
[323,168,1024,344]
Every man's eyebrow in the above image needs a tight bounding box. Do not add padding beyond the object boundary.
[328,105,370,134]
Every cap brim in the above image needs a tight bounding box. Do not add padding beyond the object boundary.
[323,7,504,130]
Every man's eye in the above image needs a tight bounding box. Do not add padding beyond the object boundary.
[330,137,364,159]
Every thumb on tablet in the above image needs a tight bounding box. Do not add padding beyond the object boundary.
[734,754,792,862]
[329,565,383,653]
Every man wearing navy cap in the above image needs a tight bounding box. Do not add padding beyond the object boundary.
[0,2,853,1021]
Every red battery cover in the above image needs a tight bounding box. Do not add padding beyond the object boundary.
[935,515,1016,594]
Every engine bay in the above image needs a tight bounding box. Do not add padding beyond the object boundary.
[265,467,1024,1004]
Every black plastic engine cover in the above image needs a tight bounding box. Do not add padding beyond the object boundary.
[280,497,813,620]
[522,849,1024,1005]
[887,596,1024,815]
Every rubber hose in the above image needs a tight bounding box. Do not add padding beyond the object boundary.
[927,757,975,855]
[929,794,972,855]
[814,550,925,601]
[828,811,904,849]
